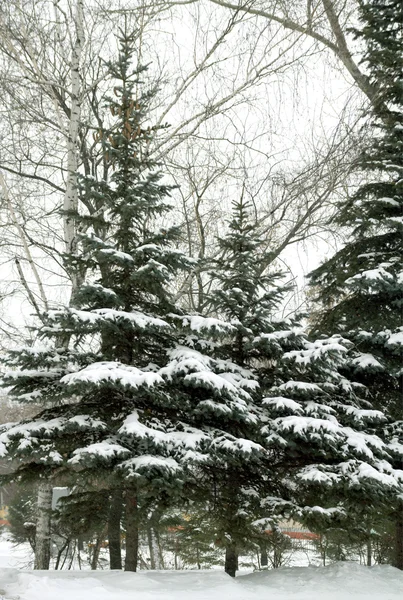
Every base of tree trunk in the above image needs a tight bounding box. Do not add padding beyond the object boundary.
[225,543,238,577]
[124,485,138,572]
[108,488,123,569]
[34,482,52,570]
[260,544,268,568]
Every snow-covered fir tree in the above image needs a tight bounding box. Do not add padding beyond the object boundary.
[308,0,403,568]
[196,195,298,573]
[0,34,265,572]
[165,196,285,575]
[174,196,403,573]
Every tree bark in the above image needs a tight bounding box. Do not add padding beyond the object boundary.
[260,543,268,568]
[108,488,123,570]
[224,542,238,577]
[147,526,156,569]
[63,0,85,293]
[91,535,103,570]
[147,516,164,570]
[124,485,139,572]
[34,482,52,570]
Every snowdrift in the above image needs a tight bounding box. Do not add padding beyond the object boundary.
[0,562,402,600]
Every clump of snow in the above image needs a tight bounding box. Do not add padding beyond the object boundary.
[262,396,303,413]
[350,353,384,370]
[169,313,236,334]
[69,440,130,464]
[61,362,163,388]
[347,266,393,283]
[386,329,403,347]
[98,248,134,261]
[120,455,180,474]
[278,381,324,395]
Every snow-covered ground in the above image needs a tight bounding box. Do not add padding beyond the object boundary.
[1,537,402,600]
[0,537,33,570]
[1,563,403,600]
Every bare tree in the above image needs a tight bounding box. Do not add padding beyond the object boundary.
[0,0,363,321]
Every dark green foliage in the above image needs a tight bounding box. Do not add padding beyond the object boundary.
[181,196,400,565]
[159,510,223,569]
[0,37,267,568]
[309,0,403,462]
[309,0,403,568]
[207,195,294,370]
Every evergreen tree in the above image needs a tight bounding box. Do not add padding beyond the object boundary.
[0,35,264,572]
[308,0,403,568]
[202,196,298,574]
[200,196,403,570]
[207,194,295,370]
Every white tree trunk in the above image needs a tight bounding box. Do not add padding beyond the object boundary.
[64,0,85,291]
[35,4,84,571]
[34,482,53,570]
[149,527,164,570]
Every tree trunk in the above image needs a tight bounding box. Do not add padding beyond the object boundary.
[147,526,156,569]
[91,535,103,570]
[196,543,201,570]
[124,485,138,572]
[108,488,123,570]
[149,527,163,569]
[225,542,238,577]
[394,504,403,570]
[260,543,268,568]
[34,482,52,570]
[366,539,372,567]
[63,0,84,287]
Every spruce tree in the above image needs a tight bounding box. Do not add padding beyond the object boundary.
[1,33,190,570]
[204,195,298,574]
[201,195,403,570]
[308,0,403,568]
[0,35,265,572]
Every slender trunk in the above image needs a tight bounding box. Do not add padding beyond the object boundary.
[68,541,76,570]
[224,542,238,577]
[147,527,156,569]
[394,504,403,570]
[260,543,268,568]
[151,528,164,570]
[34,482,52,570]
[320,0,385,115]
[77,540,82,570]
[147,510,163,570]
[196,543,201,570]
[108,488,123,570]
[366,539,372,567]
[55,539,69,570]
[124,485,139,572]
[64,0,84,279]
[91,535,103,570]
